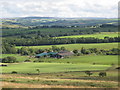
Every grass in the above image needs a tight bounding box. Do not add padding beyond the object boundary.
[40,55,118,65]
[16,43,118,50]
[1,54,118,65]
[2,62,111,74]
[55,32,118,39]
[2,69,119,88]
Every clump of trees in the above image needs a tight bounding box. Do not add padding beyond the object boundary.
[11,71,17,74]
[2,43,16,54]
[73,47,120,56]
[99,72,107,77]
[85,71,93,76]
[84,71,107,77]
[2,56,17,63]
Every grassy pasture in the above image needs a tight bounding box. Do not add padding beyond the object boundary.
[1,54,118,65]
[2,71,118,88]
[2,63,110,74]
[40,55,118,65]
[55,32,118,39]
[16,43,118,50]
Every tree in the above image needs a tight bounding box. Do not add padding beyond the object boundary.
[99,72,107,77]
[19,47,30,55]
[36,69,40,74]
[73,49,78,54]
[85,71,93,76]
[61,46,66,51]
[52,46,60,52]
[81,47,86,54]
[2,56,17,63]
[11,71,17,74]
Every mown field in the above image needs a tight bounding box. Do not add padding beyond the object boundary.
[2,63,111,74]
[55,32,118,39]
[39,55,118,65]
[1,54,118,74]
[1,54,118,65]
[16,43,118,50]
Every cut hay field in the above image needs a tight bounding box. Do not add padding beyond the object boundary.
[55,32,118,39]
[16,43,118,50]
[2,62,110,74]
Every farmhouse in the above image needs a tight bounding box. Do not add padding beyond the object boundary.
[35,51,73,58]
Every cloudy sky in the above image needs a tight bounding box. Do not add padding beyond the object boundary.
[0,0,119,18]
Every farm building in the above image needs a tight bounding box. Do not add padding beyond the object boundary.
[35,52,57,58]
[35,51,73,58]
[58,50,74,57]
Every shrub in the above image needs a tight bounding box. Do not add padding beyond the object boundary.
[2,56,17,63]
[11,71,17,74]
[85,71,93,76]
[36,69,40,74]
[99,72,107,77]
[24,59,31,62]
[10,80,16,82]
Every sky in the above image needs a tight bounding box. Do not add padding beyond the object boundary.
[0,0,119,18]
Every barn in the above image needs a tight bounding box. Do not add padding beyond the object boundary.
[35,51,73,58]
[35,52,57,58]
[58,50,74,57]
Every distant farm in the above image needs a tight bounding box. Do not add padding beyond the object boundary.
[1,17,119,88]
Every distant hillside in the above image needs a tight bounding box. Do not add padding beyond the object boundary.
[1,17,118,28]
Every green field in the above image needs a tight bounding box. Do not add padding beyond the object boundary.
[16,43,118,50]
[55,32,118,39]
[40,55,118,65]
[2,63,111,74]
[1,54,118,65]
[1,54,118,74]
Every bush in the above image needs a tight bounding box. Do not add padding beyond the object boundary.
[2,56,17,63]
[85,71,93,76]
[11,71,17,74]
[99,72,107,77]
[24,59,31,62]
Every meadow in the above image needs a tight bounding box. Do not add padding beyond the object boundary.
[16,43,118,50]
[55,32,118,39]
[2,63,111,74]
[1,54,118,65]
[39,55,118,65]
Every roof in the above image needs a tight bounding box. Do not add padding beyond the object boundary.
[36,52,57,57]
[36,53,48,57]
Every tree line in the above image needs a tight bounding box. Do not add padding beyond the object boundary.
[2,26,117,37]
[2,43,120,56]
[3,36,120,46]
